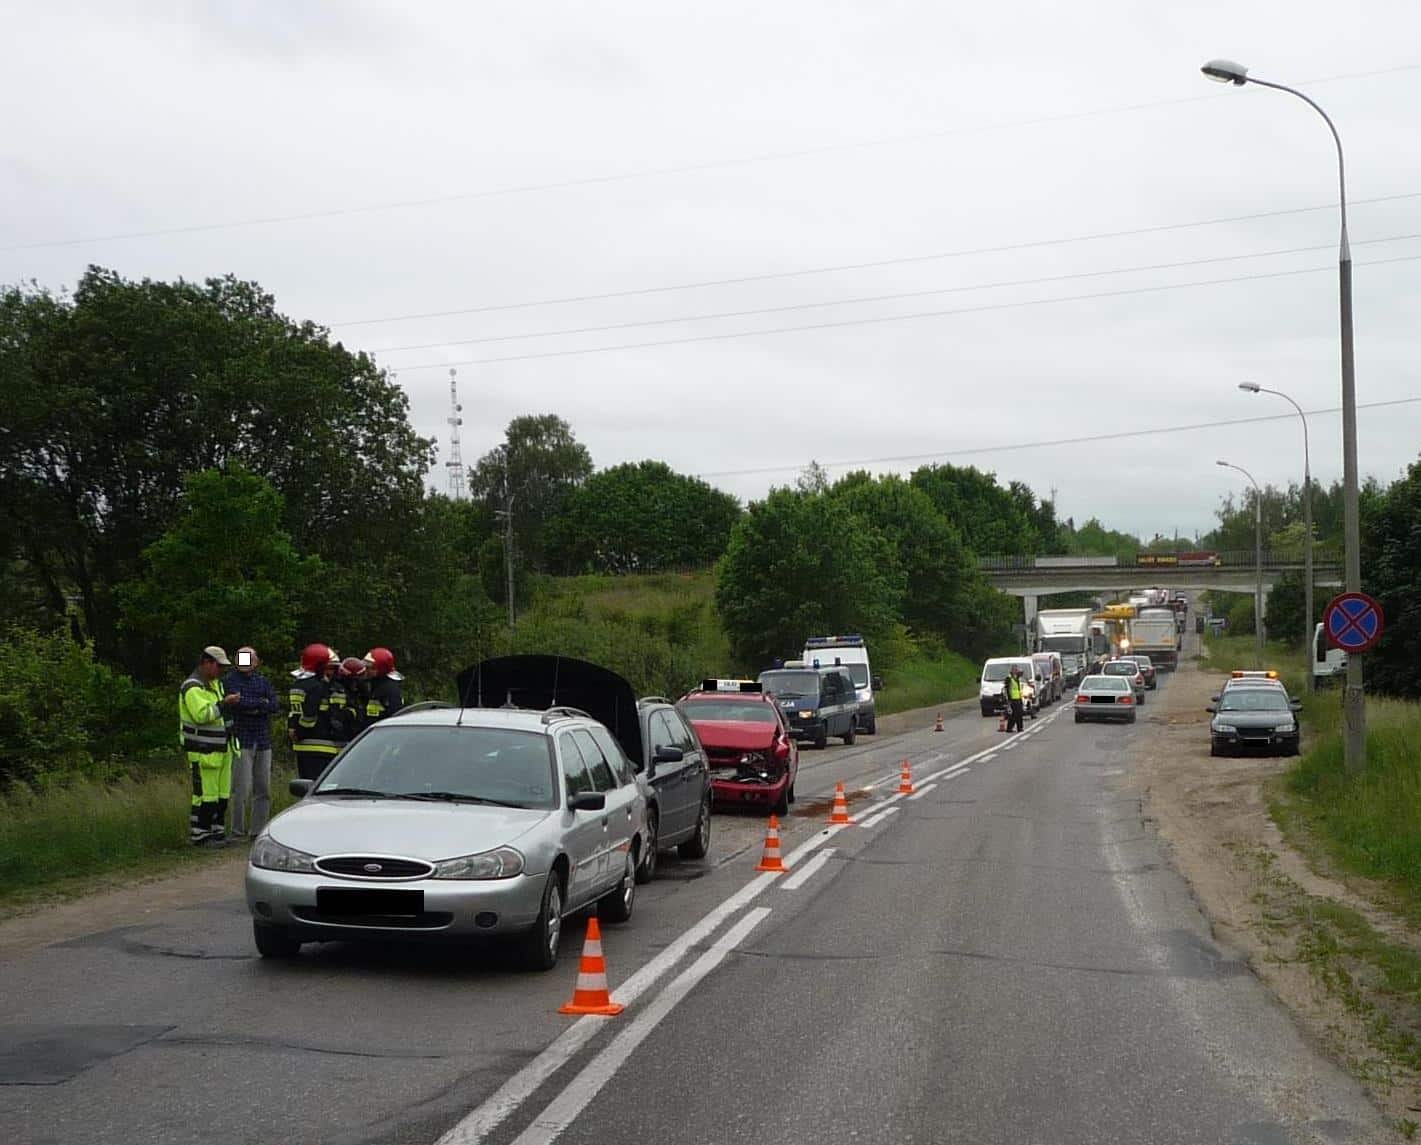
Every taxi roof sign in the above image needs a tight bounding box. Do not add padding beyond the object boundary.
[700,678,763,693]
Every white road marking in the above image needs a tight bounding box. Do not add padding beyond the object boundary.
[858,806,901,830]
[434,872,777,1145]
[906,782,939,801]
[782,824,847,867]
[978,753,997,763]
[511,908,773,1145]
[780,848,837,890]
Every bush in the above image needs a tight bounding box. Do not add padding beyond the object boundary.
[0,626,169,787]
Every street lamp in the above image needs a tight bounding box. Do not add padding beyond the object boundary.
[1238,381,1314,690]
[1217,459,1265,668]
[1202,58,1364,770]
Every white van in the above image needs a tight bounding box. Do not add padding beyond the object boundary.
[802,635,881,734]
[1313,622,1348,685]
[979,657,1042,718]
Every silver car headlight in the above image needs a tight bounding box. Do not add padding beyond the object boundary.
[250,835,317,873]
[432,846,525,880]
[798,709,816,718]
[1277,720,1297,733]
[1213,723,1237,734]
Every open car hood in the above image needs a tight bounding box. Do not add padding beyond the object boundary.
[455,655,643,764]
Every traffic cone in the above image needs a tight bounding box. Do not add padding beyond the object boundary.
[558,917,625,1016]
[933,711,944,732]
[756,814,789,872]
[897,761,915,795]
[829,782,853,825]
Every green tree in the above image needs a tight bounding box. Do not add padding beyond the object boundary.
[1059,516,1143,562]
[469,415,593,572]
[116,468,319,675]
[910,464,1041,555]
[1363,456,1421,698]
[714,489,903,669]
[0,269,432,675]
[546,461,742,574]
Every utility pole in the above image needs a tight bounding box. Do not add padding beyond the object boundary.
[445,369,466,500]
[499,449,516,637]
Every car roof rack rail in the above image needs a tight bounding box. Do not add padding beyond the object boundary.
[389,701,453,717]
[638,695,674,706]
[541,706,591,724]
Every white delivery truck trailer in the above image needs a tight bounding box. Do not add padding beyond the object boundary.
[1035,608,1095,684]
[1130,605,1181,670]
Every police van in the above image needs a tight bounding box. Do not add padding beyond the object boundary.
[801,635,882,735]
[758,662,860,749]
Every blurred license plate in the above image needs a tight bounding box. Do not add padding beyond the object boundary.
[317,888,423,917]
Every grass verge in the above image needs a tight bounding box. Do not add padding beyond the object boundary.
[0,764,299,912]
[876,650,981,716]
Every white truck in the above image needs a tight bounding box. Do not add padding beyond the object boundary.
[1313,621,1348,685]
[802,634,881,734]
[1035,608,1095,685]
[1129,605,1180,670]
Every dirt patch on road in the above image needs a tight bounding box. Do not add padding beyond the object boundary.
[1128,659,1421,1126]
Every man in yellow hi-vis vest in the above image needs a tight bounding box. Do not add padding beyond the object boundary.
[1004,666,1026,733]
[180,646,239,845]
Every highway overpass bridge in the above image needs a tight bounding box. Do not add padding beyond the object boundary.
[978,551,1344,626]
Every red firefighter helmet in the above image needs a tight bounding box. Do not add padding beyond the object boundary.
[300,643,332,673]
[364,647,396,677]
[339,656,367,679]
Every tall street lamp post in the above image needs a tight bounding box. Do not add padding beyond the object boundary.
[1217,460,1264,668]
[1239,382,1314,690]
[1202,58,1364,770]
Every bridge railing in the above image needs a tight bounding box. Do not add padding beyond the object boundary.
[977,549,1342,571]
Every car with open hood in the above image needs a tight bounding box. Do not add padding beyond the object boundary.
[678,679,799,815]
[456,655,711,884]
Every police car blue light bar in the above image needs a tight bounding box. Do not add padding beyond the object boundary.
[803,635,865,648]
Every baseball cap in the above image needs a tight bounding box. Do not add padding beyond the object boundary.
[202,645,232,666]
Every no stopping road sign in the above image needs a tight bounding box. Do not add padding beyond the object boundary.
[1323,591,1385,654]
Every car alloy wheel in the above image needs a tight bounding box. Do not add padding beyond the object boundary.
[545,881,563,963]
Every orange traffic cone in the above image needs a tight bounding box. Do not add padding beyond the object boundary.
[829,782,853,825]
[933,711,944,732]
[756,814,789,872]
[558,917,625,1016]
[897,761,915,795]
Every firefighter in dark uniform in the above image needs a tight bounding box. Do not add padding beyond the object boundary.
[288,643,338,781]
[330,656,368,748]
[361,647,405,726]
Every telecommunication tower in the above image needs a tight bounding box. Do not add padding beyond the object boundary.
[445,368,466,499]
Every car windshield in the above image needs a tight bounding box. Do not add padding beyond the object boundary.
[1103,662,1138,676]
[1219,691,1291,713]
[982,662,1023,682]
[313,726,558,809]
[1081,676,1129,692]
[845,664,869,687]
[679,699,777,723]
[759,671,819,698]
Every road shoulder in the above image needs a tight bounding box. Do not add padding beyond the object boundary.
[1127,657,1421,1130]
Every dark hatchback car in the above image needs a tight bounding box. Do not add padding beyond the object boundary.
[1207,688,1302,757]
[457,655,712,884]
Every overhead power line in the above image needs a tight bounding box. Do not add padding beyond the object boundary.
[335,191,1421,329]
[370,232,1421,354]
[381,253,1421,372]
[695,397,1421,480]
[7,62,1418,253]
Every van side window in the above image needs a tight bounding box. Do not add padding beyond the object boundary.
[560,734,594,797]
[822,673,837,700]
[572,728,617,793]
[588,726,636,786]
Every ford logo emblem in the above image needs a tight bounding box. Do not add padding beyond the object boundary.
[363,863,383,873]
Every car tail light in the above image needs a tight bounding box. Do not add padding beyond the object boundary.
[1120,694,1134,704]
[1075,694,1090,704]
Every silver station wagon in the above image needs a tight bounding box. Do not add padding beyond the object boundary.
[246,697,649,971]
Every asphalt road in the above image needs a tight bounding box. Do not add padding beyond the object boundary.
[0,666,1393,1145]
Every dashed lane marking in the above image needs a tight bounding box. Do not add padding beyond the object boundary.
[906,782,939,801]
[780,848,837,891]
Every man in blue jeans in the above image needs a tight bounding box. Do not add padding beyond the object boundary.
[225,646,280,838]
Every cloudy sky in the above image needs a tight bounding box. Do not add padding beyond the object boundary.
[4,0,1419,543]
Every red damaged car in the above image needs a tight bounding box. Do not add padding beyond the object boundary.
[677,680,799,816]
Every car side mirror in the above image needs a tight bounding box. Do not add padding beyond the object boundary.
[1290,700,1303,710]
[1210,695,1220,702]
[1205,706,1216,714]
[289,778,312,799]
[653,745,684,764]
[568,791,606,812]
[871,675,884,691]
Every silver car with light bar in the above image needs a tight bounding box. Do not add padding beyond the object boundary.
[245,702,648,971]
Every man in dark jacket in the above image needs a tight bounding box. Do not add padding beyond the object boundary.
[225,646,280,838]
